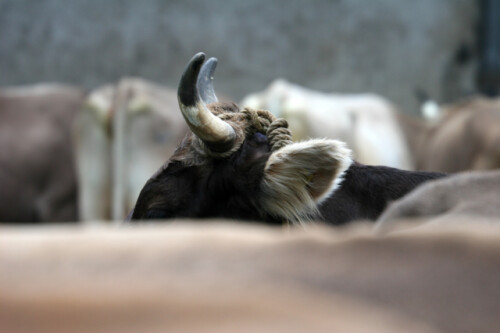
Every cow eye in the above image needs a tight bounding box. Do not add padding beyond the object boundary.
[254,132,268,144]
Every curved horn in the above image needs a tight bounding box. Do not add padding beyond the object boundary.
[178,53,236,153]
[197,57,218,104]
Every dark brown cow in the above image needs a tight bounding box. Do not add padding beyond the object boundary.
[1,222,500,333]
[0,84,85,222]
[129,53,444,225]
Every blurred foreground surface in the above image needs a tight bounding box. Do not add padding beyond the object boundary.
[1,221,500,333]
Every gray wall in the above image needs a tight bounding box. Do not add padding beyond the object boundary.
[0,0,478,113]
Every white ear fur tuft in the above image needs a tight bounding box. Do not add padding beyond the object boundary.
[259,139,352,224]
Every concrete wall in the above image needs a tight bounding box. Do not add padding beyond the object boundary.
[0,0,478,113]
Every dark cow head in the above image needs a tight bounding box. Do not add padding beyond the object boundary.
[129,53,352,224]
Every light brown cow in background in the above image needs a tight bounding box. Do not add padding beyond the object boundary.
[0,84,85,223]
[398,97,500,173]
[375,170,500,234]
[74,78,188,221]
[1,222,500,333]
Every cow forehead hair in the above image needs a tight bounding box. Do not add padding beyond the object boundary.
[186,104,278,159]
[156,104,280,170]
[213,103,277,136]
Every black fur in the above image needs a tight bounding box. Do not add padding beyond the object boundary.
[131,132,281,225]
[130,131,446,225]
[318,162,446,225]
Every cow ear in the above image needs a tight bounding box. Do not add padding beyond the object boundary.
[260,139,352,224]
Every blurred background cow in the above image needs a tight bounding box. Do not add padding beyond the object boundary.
[74,78,188,221]
[240,79,414,169]
[0,84,84,222]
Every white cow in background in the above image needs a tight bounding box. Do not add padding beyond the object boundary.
[74,78,188,221]
[241,79,413,169]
